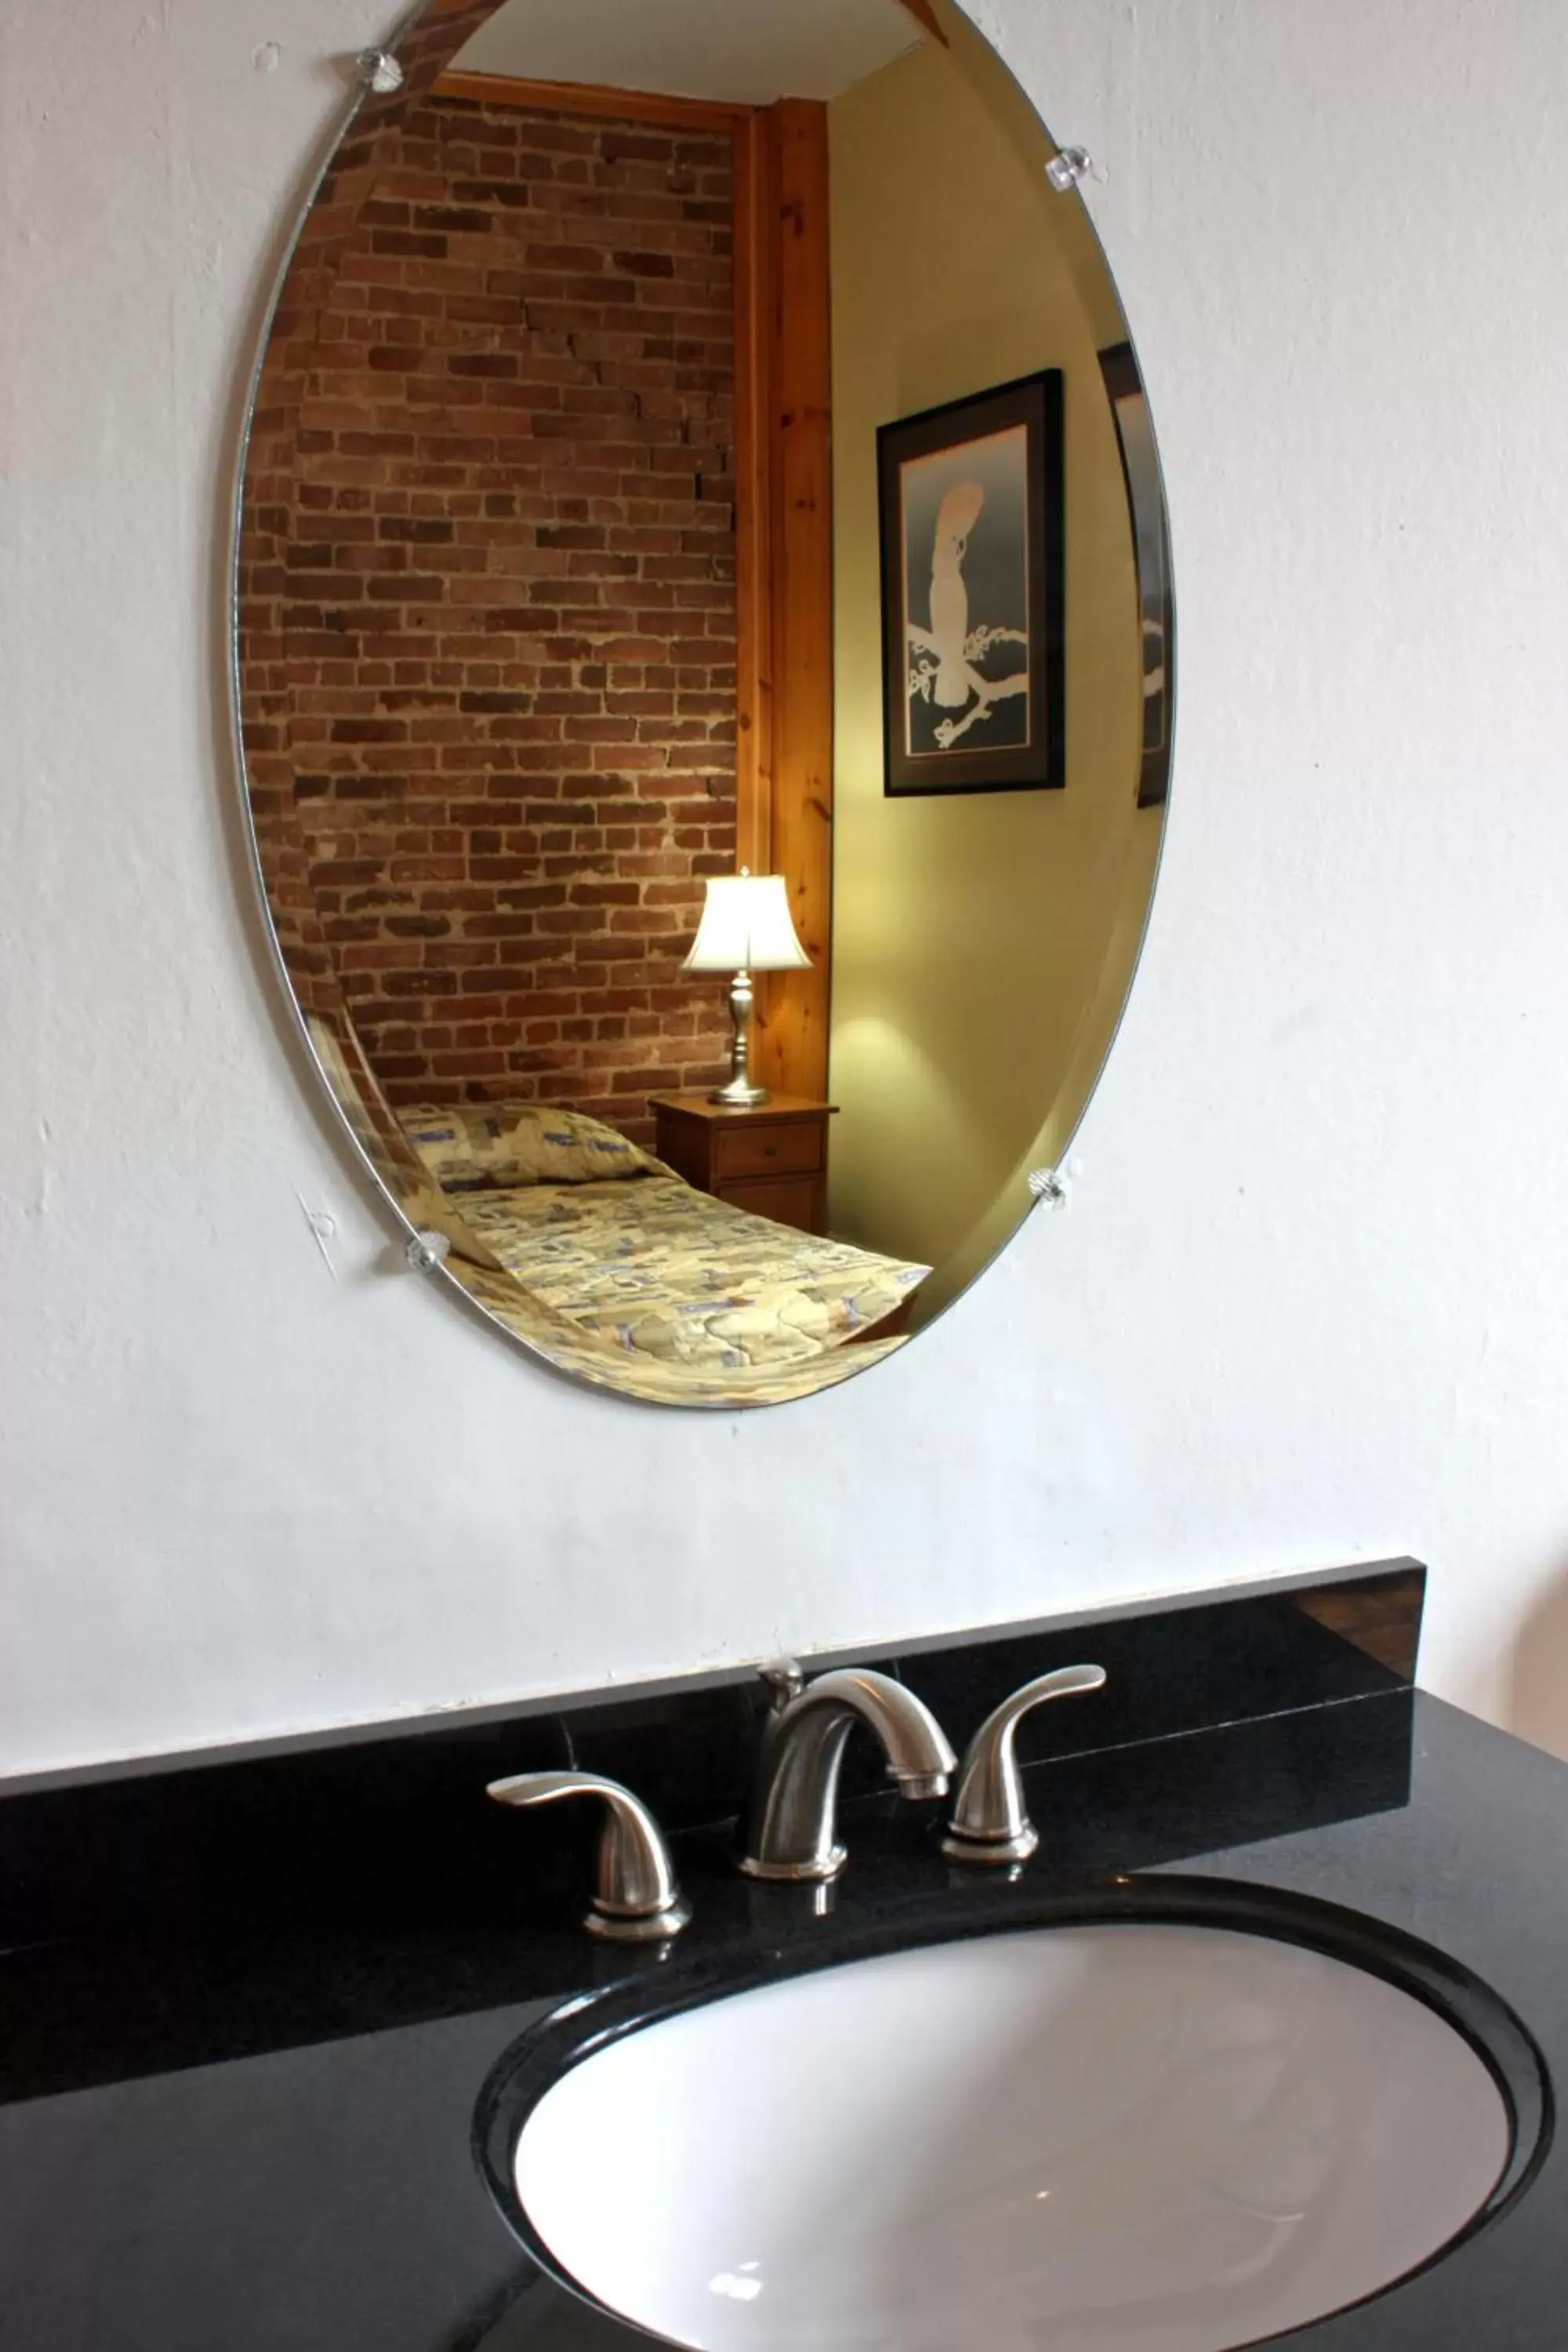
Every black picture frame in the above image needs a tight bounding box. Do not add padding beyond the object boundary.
[1099,340,1173,811]
[878,368,1065,799]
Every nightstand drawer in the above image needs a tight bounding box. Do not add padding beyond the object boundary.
[713,1122,824,1182]
[717,1174,823,1232]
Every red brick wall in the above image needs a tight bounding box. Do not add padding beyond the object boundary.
[247,83,737,1147]
[240,2,495,1043]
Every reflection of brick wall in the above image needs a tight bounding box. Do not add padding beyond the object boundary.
[248,82,737,1146]
[240,2,497,1043]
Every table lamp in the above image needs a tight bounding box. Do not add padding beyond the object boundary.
[682,869,811,1106]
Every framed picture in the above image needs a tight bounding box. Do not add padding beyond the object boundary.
[878,369,1065,798]
[1099,341,1173,810]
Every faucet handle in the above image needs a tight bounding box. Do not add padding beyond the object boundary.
[940,1665,1107,1866]
[487,1769,691,1943]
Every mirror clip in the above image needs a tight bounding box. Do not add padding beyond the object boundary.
[406,1230,452,1274]
[355,48,405,94]
[1045,145,1096,192]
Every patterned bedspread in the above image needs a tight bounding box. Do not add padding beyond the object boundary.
[303,1017,924,1404]
[452,1176,929,1387]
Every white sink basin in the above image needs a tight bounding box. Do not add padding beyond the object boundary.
[511,1919,1515,2352]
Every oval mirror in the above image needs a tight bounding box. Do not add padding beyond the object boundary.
[234,0,1172,1407]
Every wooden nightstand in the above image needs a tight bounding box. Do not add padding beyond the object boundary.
[649,1094,837,1236]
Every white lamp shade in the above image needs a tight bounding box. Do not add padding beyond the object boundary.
[682,873,811,974]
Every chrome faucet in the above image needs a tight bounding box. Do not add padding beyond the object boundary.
[739,1662,957,1882]
[488,1769,691,1942]
[941,1664,1107,1864]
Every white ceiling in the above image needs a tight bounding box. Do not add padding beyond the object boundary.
[450,0,927,106]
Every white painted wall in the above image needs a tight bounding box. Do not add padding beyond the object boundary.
[4,0,1568,1780]
[455,0,920,103]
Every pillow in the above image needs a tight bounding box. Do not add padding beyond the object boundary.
[396,1102,660,1192]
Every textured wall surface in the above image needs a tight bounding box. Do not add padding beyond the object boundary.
[827,22,1142,1269]
[241,78,736,1136]
[3,0,1568,1778]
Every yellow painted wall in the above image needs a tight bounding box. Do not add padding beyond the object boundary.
[826,5,1146,1283]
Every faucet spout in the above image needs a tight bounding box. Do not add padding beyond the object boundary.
[739,1667,957,1883]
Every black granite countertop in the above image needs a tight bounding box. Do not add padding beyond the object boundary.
[1,1573,1563,2352]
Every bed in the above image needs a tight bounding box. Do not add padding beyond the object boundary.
[301,1015,930,1401]
[396,1100,930,1402]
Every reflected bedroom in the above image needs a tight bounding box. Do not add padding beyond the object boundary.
[238,0,1170,1405]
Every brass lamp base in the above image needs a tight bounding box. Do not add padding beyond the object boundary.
[709,967,770,1106]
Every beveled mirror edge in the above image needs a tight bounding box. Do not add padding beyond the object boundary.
[223,0,1177,1409]
[224,6,444,1258]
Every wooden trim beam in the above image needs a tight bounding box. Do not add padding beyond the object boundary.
[751,99,834,1104]
[731,110,776,887]
[430,69,752,128]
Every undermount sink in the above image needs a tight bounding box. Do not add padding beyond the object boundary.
[492,1894,1543,2352]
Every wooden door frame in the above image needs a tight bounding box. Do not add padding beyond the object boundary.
[731,99,833,1102]
[430,67,835,1103]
